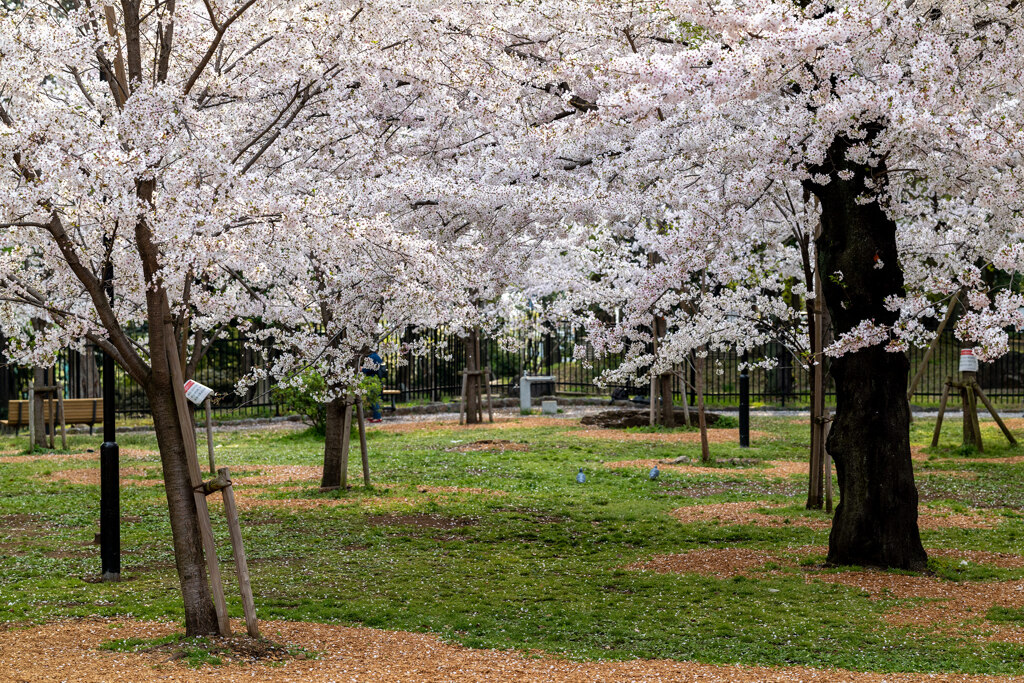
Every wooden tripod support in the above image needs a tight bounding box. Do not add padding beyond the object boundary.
[931,371,1016,452]
[165,332,259,638]
[459,367,494,425]
[320,394,371,492]
[27,381,67,452]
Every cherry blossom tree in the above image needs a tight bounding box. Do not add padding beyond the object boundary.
[0,0,475,634]
[234,201,479,488]
[432,0,1024,569]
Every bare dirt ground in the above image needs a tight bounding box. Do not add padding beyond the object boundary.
[0,618,1018,683]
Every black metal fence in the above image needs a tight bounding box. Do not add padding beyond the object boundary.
[3,326,1024,419]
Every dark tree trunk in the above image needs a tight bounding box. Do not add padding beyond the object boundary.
[75,348,101,398]
[654,316,675,428]
[657,373,675,427]
[145,323,220,636]
[809,133,927,571]
[321,395,347,489]
[32,366,47,448]
[0,334,9,419]
[464,329,481,424]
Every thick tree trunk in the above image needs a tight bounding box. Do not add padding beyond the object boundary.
[146,336,220,636]
[658,373,675,427]
[809,134,926,571]
[464,329,481,424]
[321,395,348,489]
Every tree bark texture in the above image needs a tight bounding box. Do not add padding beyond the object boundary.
[654,316,675,428]
[32,365,47,448]
[321,395,348,489]
[809,133,927,571]
[464,329,482,424]
[145,319,220,636]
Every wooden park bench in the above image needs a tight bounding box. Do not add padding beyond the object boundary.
[1,398,103,435]
[382,390,400,412]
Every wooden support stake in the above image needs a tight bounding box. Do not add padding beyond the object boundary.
[164,331,231,636]
[57,382,67,451]
[458,371,468,425]
[931,380,951,448]
[679,365,691,427]
[218,467,260,638]
[907,291,960,404]
[356,399,370,486]
[27,384,35,454]
[973,383,1017,446]
[204,396,216,474]
[648,374,656,426]
[340,401,352,489]
[485,367,494,423]
[47,383,55,449]
[475,334,484,424]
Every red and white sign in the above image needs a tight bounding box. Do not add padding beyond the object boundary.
[959,349,979,373]
[183,379,214,406]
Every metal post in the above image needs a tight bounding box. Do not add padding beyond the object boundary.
[739,351,750,448]
[100,257,120,582]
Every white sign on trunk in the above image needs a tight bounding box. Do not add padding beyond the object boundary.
[184,379,214,406]
[959,349,979,373]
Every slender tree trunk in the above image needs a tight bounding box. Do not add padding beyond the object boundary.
[321,395,347,489]
[0,334,9,418]
[76,348,102,399]
[464,329,481,424]
[146,321,220,636]
[809,133,926,571]
[798,221,825,510]
[692,351,711,463]
[32,366,47,448]
[654,316,675,428]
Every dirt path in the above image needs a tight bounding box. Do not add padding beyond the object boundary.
[0,619,1017,682]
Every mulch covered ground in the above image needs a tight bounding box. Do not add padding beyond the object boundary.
[446,439,530,452]
[605,459,809,479]
[668,501,998,530]
[0,448,157,465]
[578,428,771,444]
[0,618,1018,683]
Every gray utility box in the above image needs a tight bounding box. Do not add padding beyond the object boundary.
[520,375,558,412]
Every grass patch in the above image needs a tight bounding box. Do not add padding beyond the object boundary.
[2,413,1024,675]
[987,606,1024,624]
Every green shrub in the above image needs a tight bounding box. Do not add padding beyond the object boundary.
[273,370,384,436]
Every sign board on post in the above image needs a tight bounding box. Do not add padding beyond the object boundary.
[184,380,214,406]
[959,349,979,373]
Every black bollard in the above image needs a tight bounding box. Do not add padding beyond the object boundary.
[100,258,120,581]
[739,351,750,448]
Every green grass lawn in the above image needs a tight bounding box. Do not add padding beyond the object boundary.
[1,415,1023,674]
